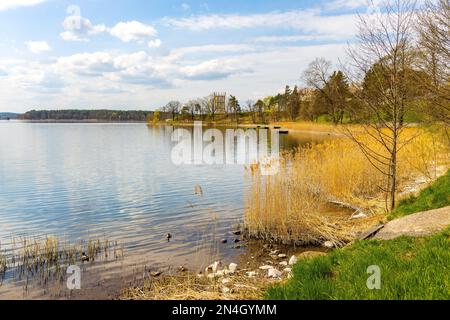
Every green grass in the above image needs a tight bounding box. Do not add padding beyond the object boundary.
[266,228,450,300]
[389,170,450,220]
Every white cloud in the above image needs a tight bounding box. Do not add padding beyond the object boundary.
[109,21,157,43]
[148,39,162,48]
[55,51,172,87]
[253,34,345,43]
[0,0,46,11]
[327,0,368,10]
[180,58,252,80]
[162,9,359,41]
[165,44,256,61]
[26,41,51,54]
[60,16,107,41]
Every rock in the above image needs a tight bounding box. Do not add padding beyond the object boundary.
[232,230,242,236]
[299,251,327,259]
[206,261,222,273]
[283,268,292,273]
[358,224,385,240]
[150,271,162,277]
[269,255,278,260]
[229,263,238,274]
[270,250,280,255]
[289,255,298,266]
[212,261,221,273]
[221,239,228,244]
[351,212,368,220]
[259,265,273,270]
[234,238,241,243]
[221,287,231,294]
[222,278,231,285]
[373,207,450,240]
[246,271,257,278]
[234,245,242,249]
[279,261,288,267]
[197,273,204,279]
[268,268,282,278]
[265,261,274,265]
[323,241,335,249]
[166,233,172,241]
[278,254,287,259]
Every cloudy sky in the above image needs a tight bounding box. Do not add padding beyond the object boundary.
[0,0,373,112]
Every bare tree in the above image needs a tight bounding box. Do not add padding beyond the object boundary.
[186,100,198,121]
[303,58,349,124]
[345,0,418,212]
[165,101,181,121]
[200,95,214,120]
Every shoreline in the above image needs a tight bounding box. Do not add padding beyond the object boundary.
[151,120,344,137]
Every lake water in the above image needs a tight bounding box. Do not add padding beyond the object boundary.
[0,121,325,299]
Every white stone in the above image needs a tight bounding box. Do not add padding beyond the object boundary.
[229,263,238,273]
[279,261,288,266]
[246,271,257,278]
[268,268,282,278]
[289,255,298,266]
[221,287,231,294]
[351,212,368,220]
[212,261,222,273]
[259,265,273,270]
[221,278,231,285]
[324,241,335,249]
[278,254,287,259]
[283,268,292,273]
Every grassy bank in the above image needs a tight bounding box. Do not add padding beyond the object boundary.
[389,170,450,220]
[266,227,450,300]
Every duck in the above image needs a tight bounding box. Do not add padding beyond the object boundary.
[81,252,90,262]
[166,233,172,241]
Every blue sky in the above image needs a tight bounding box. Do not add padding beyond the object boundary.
[0,0,373,112]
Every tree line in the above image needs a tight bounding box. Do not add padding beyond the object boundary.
[20,110,154,121]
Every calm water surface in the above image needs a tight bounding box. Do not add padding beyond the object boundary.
[0,121,325,299]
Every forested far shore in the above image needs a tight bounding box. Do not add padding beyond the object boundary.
[19,110,155,122]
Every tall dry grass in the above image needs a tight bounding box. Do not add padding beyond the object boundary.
[244,126,449,246]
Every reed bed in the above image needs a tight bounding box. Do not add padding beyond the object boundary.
[0,235,124,289]
[244,126,449,246]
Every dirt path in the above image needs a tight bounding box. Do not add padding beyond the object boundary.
[373,206,450,240]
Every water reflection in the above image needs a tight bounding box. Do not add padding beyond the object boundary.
[0,122,326,298]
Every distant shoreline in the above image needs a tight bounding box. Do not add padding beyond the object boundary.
[9,119,148,123]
